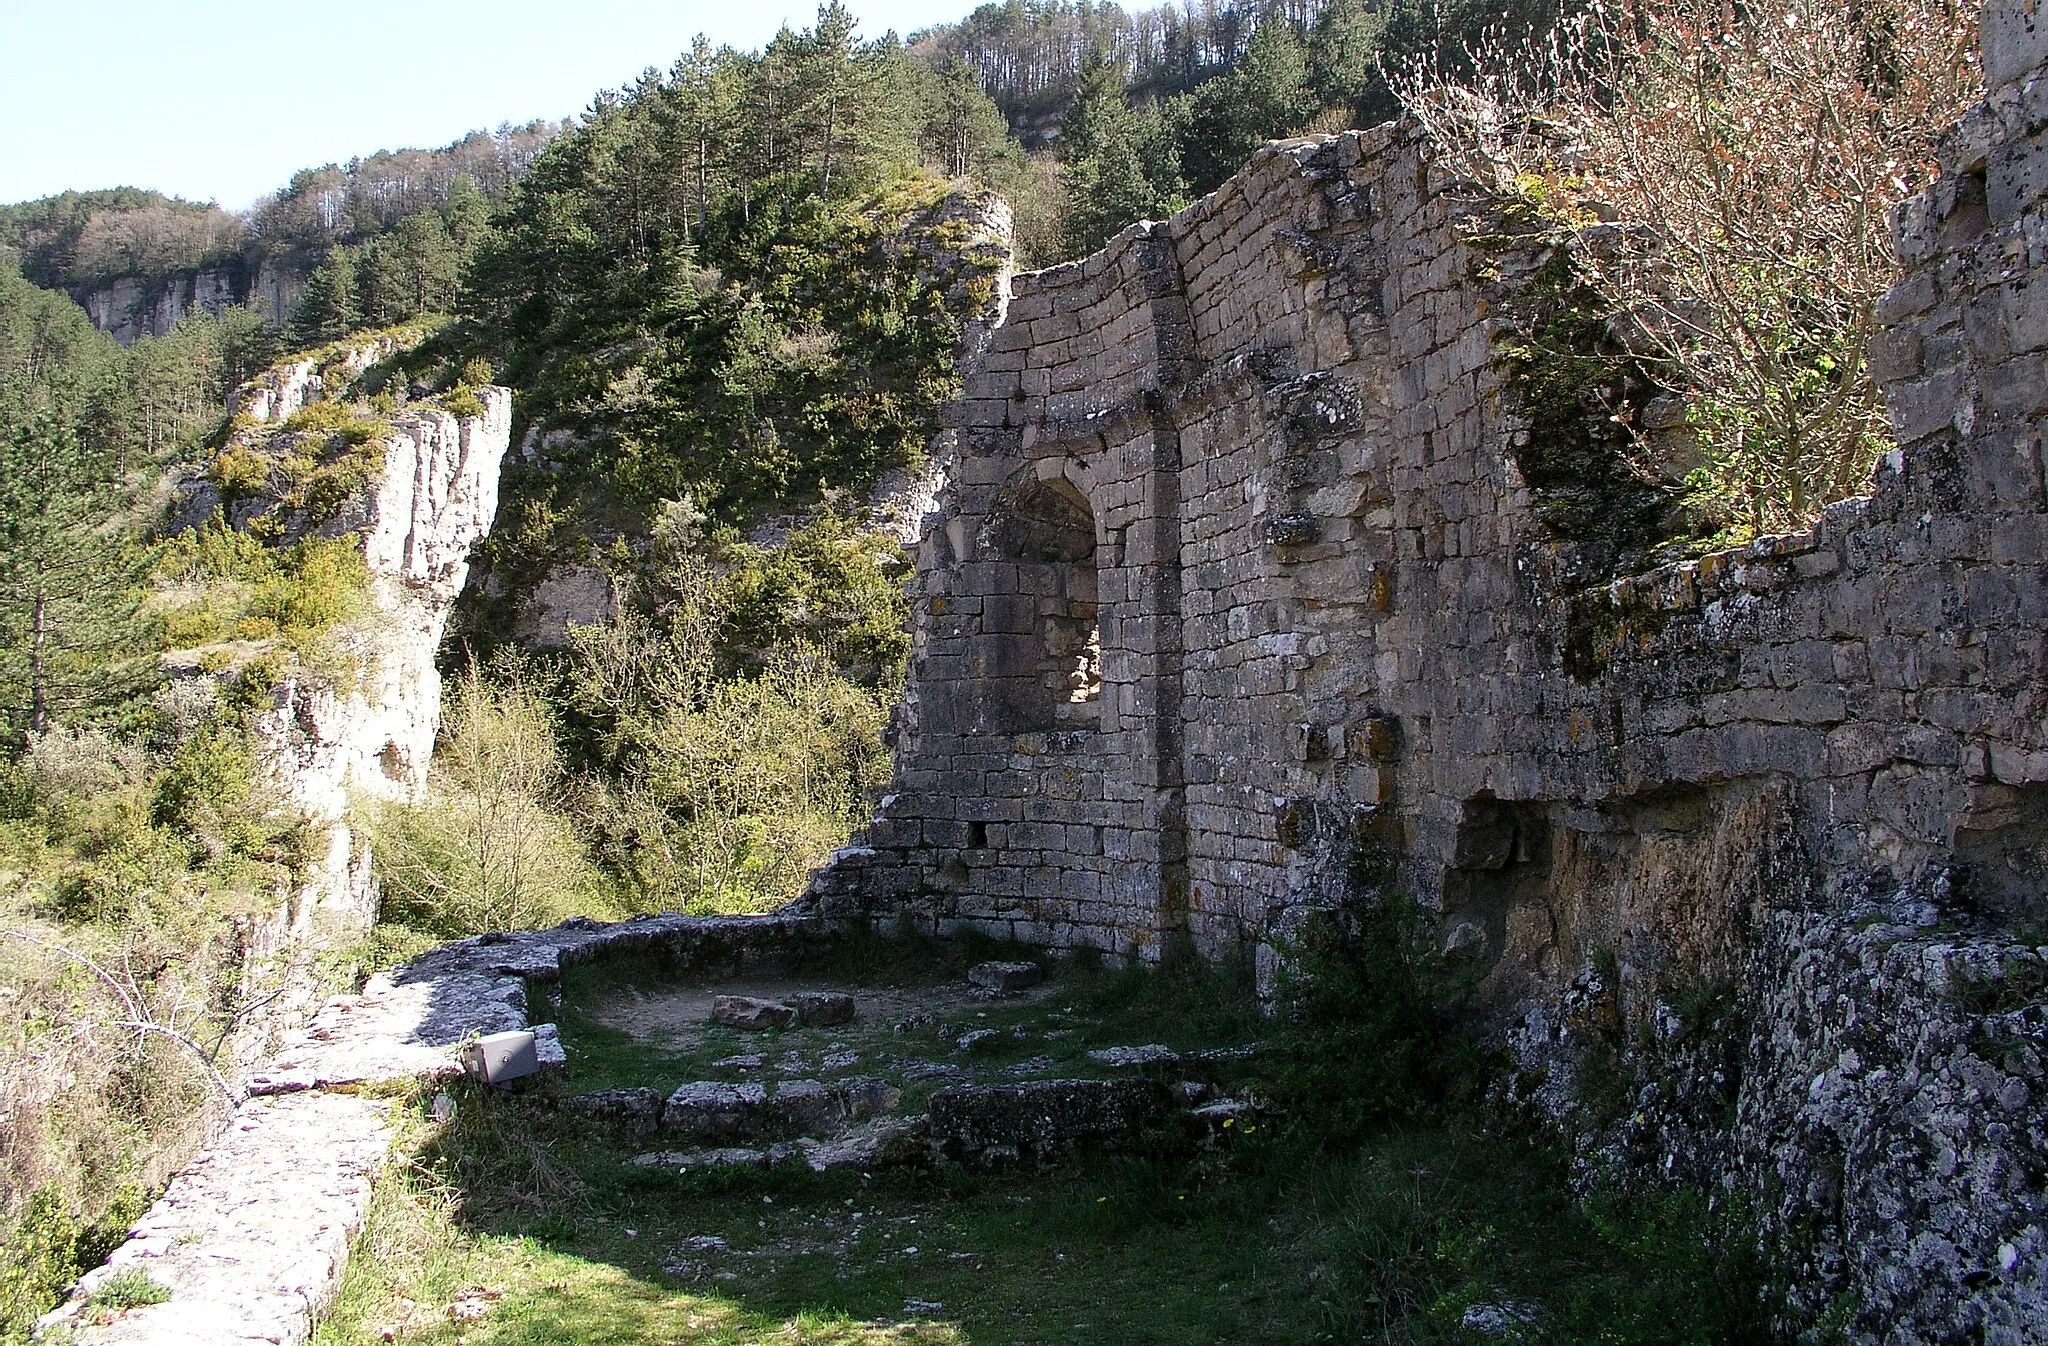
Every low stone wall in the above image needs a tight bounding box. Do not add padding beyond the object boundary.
[42,913,837,1345]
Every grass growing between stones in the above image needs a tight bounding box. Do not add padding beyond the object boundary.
[317,950,1773,1346]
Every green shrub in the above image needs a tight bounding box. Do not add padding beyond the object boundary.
[85,1266,169,1311]
[0,1189,145,1339]
[279,401,356,433]
[155,520,372,655]
[441,387,485,420]
[371,664,603,936]
[1265,900,1483,1147]
[148,724,254,845]
[204,442,270,498]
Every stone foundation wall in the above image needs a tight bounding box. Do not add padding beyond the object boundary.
[807,5,2048,1338]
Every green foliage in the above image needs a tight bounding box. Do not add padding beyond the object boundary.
[149,723,254,840]
[156,521,373,653]
[584,647,892,912]
[0,1189,144,1340]
[0,189,236,288]
[464,160,983,524]
[291,246,360,346]
[85,1266,170,1312]
[372,663,604,937]
[1177,18,1322,193]
[1266,901,1483,1147]
[1058,57,1188,256]
[0,413,159,741]
[713,508,913,680]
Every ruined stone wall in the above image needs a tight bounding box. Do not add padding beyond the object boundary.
[807,4,2048,1337]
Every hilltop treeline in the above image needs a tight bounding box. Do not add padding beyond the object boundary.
[0,122,558,305]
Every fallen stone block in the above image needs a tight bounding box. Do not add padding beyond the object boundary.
[1087,1044,1180,1067]
[711,995,797,1031]
[662,1081,769,1138]
[1191,1097,1259,1144]
[953,1028,1001,1053]
[796,1117,928,1171]
[790,991,856,1026]
[563,1087,664,1133]
[967,961,1043,993]
[927,1078,1174,1162]
[773,1077,903,1134]
[711,1053,764,1070]
[627,1146,769,1171]
[462,1030,539,1084]
[773,1078,837,1133]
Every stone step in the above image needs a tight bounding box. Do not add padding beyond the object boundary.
[565,1077,900,1142]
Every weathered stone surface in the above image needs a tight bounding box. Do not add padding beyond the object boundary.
[57,912,837,1346]
[966,961,1043,992]
[39,1091,391,1346]
[563,1088,665,1132]
[790,990,857,1026]
[1087,1044,1180,1068]
[663,1081,771,1138]
[711,995,798,1031]
[926,1079,1175,1161]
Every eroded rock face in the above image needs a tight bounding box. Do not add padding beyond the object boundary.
[74,257,304,347]
[246,385,511,824]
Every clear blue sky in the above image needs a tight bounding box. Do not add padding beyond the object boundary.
[0,0,973,209]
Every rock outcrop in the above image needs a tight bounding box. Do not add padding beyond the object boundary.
[803,4,2048,1338]
[76,255,304,346]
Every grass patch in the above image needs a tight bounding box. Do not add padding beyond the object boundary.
[319,1080,1770,1346]
[316,945,1772,1346]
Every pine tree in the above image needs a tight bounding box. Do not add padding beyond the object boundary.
[1060,55,1182,256]
[919,57,1018,180]
[1310,0,1388,120]
[1181,18,1319,193]
[0,414,155,738]
[291,245,360,343]
[442,174,492,252]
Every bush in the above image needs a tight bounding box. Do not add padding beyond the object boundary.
[279,400,357,433]
[441,387,485,420]
[0,1189,144,1339]
[371,664,601,936]
[156,520,372,654]
[1265,901,1482,1147]
[86,1266,169,1311]
[1396,0,1980,535]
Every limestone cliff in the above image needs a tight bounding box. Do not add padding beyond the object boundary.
[170,341,510,1040]
[76,255,304,345]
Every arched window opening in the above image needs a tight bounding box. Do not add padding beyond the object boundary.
[994,476,1101,726]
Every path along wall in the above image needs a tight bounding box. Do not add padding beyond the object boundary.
[808,6,2048,1339]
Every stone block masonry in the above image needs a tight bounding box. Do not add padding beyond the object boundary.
[804,3,2048,1338]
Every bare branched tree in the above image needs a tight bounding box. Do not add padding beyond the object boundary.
[0,930,248,1105]
[1396,0,1980,535]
